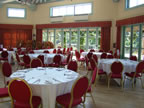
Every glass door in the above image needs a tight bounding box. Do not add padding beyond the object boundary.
[71,29,78,51]
[63,29,70,48]
[79,28,87,51]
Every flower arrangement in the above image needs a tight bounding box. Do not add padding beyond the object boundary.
[43,41,54,48]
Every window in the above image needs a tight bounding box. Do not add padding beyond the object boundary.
[50,3,92,17]
[126,0,144,8]
[42,27,101,51]
[121,24,144,61]
[7,8,26,18]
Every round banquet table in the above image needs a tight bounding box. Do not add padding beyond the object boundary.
[28,53,65,65]
[98,59,139,76]
[81,51,111,59]
[10,67,79,108]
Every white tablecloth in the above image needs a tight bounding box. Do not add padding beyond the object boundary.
[10,67,79,108]
[81,52,111,59]
[0,51,15,63]
[33,49,54,54]
[98,59,138,75]
[13,48,26,52]
[28,53,65,65]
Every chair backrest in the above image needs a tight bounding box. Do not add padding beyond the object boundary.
[89,58,96,70]
[69,76,89,107]
[70,47,73,51]
[67,60,78,72]
[1,51,8,58]
[85,56,89,68]
[8,78,32,107]
[29,50,34,54]
[91,67,97,84]
[43,50,49,53]
[53,54,61,64]
[109,50,113,55]
[23,55,31,65]
[2,62,12,77]
[57,49,62,54]
[37,55,44,65]
[130,55,137,61]
[87,52,93,60]
[101,52,107,59]
[99,49,104,52]
[16,53,20,63]
[30,58,43,68]
[90,49,95,52]
[111,61,123,74]
[107,54,114,59]
[75,50,80,60]
[53,49,57,53]
[80,49,84,54]
[136,61,144,74]
[92,54,98,64]
[0,48,3,51]
[62,48,66,54]
[66,48,70,53]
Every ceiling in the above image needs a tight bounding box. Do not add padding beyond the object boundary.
[0,0,64,5]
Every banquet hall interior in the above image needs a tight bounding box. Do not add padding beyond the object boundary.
[0,0,144,108]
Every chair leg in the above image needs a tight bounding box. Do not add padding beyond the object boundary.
[140,77,144,88]
[108,77,111,88]
[132,78,135,88]
[121,79,124,89]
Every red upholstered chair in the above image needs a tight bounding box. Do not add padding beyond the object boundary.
[2,62,12,87]
[125,61,144,88]
[30,58,43,68]
[56,76,89,108]
[8,78,42,108]
[53,49,57,53]
[23,55,31,68]
[108,50,113,55]
[57,49,62,54]
[86,67,97,103]
[0,87,9,103]
[37,55,45,67]
[90,49,95,52]
[129,55,137,61]
[108,61,123,88]
[87,52,93,61]
[0,51,8,62]
[67,60,78,72]
[0,48,3,51]
[61,52,71,66]
[80,49,84,54]
[75,50,85,64]
[66,48,70,54]
[15,53,25,69]
[70,47,73,51]
[99,49,104,52]
[100,52,107,59]
[92,54,98,64]
[43,50,49,53]
[85,56,92,74]
[107,54,114,59]
[49,54,61,67]
[62,48,66,55]
[29,50,34,54]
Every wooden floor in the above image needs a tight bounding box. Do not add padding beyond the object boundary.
[0,62,144,108]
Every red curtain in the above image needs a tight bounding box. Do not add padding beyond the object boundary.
[101,27,111,52]
[116,26,121,50]
[36,29,42,42]
[0,24,33,48]
[2,30,32,48]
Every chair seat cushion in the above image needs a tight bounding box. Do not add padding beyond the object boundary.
[0,88,9,97]
[56,93,82,107]
[98,69,106,75]
[19,62,25,66]
[125,72,141,78]
[111,74,122,78]
[49,64,60,67]
[0,57,8,61]
[14,96,41,108]
[25,64,30,68]
[78,58,85,62]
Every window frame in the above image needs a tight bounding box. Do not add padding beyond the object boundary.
[50,2,92,17]
[125,0,144,9]
[7,7,26,19]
